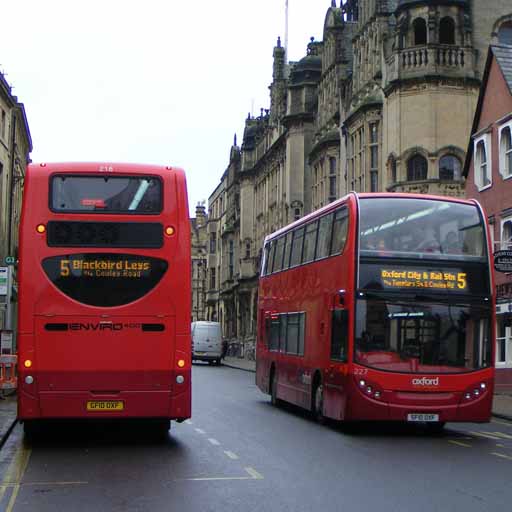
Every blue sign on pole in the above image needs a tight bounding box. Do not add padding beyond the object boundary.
[4,257,15,266]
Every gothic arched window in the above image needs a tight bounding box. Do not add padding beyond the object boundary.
[498,21,512,45]
[439,155,462,180]
[413,18,427,46]
[407,154,428,181]
[439,17,455,45]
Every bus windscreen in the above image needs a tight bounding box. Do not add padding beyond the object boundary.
[359,198,487,261]
[51,175,162,213]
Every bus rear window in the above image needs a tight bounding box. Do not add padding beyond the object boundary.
[51,175,162,213]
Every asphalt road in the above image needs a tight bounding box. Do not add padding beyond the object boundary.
[0,364,511,511]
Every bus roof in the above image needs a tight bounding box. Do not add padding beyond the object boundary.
[264,192,481,242]
[27,162,185,178]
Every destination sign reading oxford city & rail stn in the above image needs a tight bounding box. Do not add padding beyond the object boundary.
[358,262,489,296]
[380,268,467,291]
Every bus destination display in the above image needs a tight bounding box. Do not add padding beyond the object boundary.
[380,268,467,291]
[59,257,151,279]
[359,262,489,296]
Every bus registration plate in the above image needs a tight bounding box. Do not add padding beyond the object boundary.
[407,413,439,422]
[87,400,124,411]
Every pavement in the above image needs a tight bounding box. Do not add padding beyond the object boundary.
[222,356,512,422]
[0,361,509,446]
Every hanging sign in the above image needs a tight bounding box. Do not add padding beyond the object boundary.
[494,250,512,273]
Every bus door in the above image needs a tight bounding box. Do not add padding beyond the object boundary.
[323,293,349,421]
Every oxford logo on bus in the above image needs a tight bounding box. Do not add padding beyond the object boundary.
[412,377,440,387]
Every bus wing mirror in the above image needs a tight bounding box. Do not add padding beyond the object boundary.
[337,289,347,308]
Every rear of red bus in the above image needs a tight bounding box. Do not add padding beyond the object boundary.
[17,163,191,432]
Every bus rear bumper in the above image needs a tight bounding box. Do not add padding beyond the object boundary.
[18,389,191,421]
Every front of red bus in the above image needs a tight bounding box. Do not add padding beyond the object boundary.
[350,194,495,425]
[17,163,191,430]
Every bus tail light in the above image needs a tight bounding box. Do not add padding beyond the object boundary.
[177,359,185,368]
[165,226,175,236]
[24,359,33,368]
[36,224,46,234]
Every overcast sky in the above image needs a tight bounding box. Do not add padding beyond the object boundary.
[2,1,335,216]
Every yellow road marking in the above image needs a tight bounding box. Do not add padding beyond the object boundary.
[176,467,264,482]
[491,452,512,461]
[491,432,512,440]
[491,419,512,427]
[449,440,472,448]
[4,444,31,512]
[245,467,264,480]
[0,481,88,488]
[470,431,502,440]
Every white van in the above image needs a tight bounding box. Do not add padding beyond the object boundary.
[191,321,223,365]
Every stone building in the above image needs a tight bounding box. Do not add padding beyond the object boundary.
[0,71,32,333]
[190,203,208,322]
[205,0,512,356]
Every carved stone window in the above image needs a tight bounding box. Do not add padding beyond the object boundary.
[413,18,427,46]
[498,21,512,45]
[439,17,455,45]
[439,155,462,181]
[407,154,428,181]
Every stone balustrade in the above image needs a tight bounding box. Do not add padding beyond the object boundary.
[386,45,476,83]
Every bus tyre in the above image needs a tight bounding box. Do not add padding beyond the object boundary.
[313,384,325,424]
[270,373,279,407]
[23,420,39,441]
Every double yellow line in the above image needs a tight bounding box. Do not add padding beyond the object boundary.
[0,443,32,512]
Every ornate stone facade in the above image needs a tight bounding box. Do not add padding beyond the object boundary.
[205,0,512,356]
[190,204,208,322]
[0,71,32,333]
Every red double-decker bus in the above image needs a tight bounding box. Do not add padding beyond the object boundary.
[256,193,495,430]
[17,162,191,435]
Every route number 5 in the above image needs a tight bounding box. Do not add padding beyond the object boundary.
[60,260,70,277]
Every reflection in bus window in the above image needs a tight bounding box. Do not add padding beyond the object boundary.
[355,298,492,373]
[290,227,305,267]
[359,198,486,260]
[330,209,349,255]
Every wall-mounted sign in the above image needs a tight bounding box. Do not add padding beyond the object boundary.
[0,267,7,295]
[4,256,16,266]
[494,250,512,273]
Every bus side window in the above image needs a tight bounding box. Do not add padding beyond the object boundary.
[316,213,333,260]
[283,231,293,270]
[330,310,348,362]
[330,209,349,255]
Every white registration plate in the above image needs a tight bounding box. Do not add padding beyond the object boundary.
[407,413,439,422]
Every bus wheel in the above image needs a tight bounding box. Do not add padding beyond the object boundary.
[23,420,40,441]
[313,384,325,424]
[270,372,279,406]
